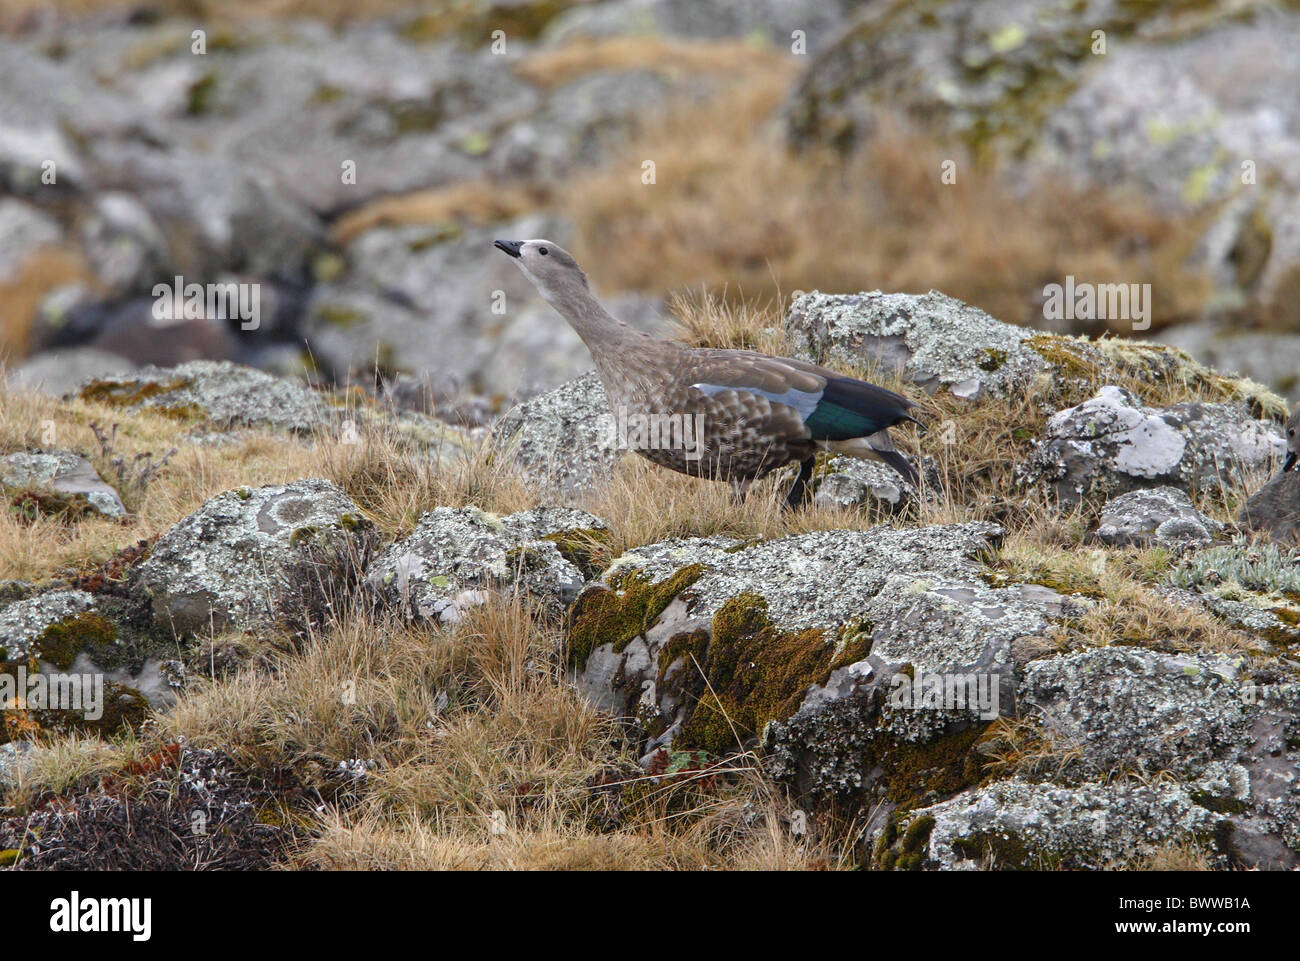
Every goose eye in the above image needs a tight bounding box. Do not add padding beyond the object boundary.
[538,246,549,256]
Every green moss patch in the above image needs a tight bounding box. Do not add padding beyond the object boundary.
[33,612,119,670]
[540,527,614,580]
[949,829,1035,869]
[876,813,936,870]
[566,563,707,669]
[79,376,196,410]
[674,592,871,755]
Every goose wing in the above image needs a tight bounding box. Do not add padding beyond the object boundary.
[687,350,919,441]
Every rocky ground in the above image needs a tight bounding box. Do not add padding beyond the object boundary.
[2,287,1298,870]
[2,0,1300,870]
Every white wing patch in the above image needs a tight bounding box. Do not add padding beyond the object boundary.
[690,382,823,420]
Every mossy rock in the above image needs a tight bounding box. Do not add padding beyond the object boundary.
[876,813,936,870]
[31,612,119,670]
[0,678,149,745]
[948,829,1036,869]
[79,376,196,409]
[540,527,614,580]
[567,563,707,669]
[673,592,871,755]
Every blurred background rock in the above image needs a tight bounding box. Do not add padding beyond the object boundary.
[1,0,1298,413]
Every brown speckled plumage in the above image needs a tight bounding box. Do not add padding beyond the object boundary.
[1239,405,1300,544]
[494,238,921,505]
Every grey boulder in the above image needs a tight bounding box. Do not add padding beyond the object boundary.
[1,450,126,518]
[1020,386,1284,508]
[136,479,371,636]
[366,505,608,623]
[1092,486,1220,549]
[491,371,616,494]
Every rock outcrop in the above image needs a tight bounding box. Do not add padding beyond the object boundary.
[136,479,373,636]
[366,505,608,623]
[570,523,1078,766]
[1,450,125,519]
[491,371,616,493]
[1092,486,1220,549]
[78,360,328,433]
[1020,386,1283,508]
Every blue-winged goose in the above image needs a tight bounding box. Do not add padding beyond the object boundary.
[494,239,922,507]
[1239,405,1300,544]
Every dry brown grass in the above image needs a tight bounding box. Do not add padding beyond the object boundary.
[0,380,323,579]
[1120,842,1217,871]
[159,586,835,870]
[329,179,541,248]
[312,411,538,536]
[993,532,1264,658]
[563,72,1214,334]
[512,34,782,89]
[978,716,1084,782]
[0,247,92,362]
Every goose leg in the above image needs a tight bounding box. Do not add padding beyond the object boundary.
[784,456,816,511]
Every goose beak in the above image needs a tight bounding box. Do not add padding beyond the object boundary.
[494,239,523,258]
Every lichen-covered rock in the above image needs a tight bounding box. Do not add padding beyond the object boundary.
[786,0,1121,155]
[0,589,161,739]
[491,372,615,493]
[786,290,1047,398]
[1023,648,1250,781]
[78,360,328,433]
[136,479,372,635]
[885,779,1223,871]
[365,505,608,623]
[1092,486,1220,549]
[812,455,915,513]
[0,589,98,656]
[1013,647,1300,869]
[1020,386,1284,508]
[784,290,1286,418]
[572,523,1081,779]
[1,450,126,518]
